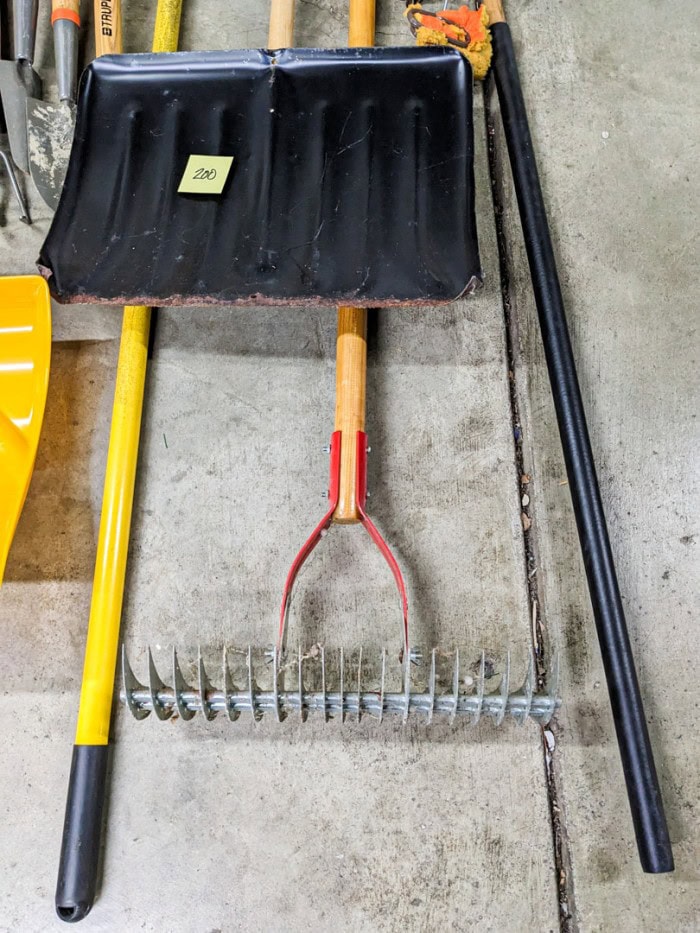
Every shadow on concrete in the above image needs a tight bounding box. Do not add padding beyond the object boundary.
[3,341,114,583]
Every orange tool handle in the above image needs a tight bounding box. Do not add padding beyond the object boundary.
[333,0,375,523]
[51,0,80,26]
[94,0,122,56]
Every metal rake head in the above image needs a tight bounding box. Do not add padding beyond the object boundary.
[120,644,559,725]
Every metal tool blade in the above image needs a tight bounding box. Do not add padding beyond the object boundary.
[0,59,41,173]
[26,98,75,210]
[120,645,561,725]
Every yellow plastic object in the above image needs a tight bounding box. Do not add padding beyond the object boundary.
[75,306,150,745]
[74,0,183,747]
[0,275,51,583]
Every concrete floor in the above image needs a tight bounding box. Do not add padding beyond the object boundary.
[0,1,698,930]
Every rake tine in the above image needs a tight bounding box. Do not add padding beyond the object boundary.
[173,648,196,721]
[147,648,172,721]
[379,648,386,725]
[121,646,150,720]
[297,645,305,723]
[339,646,345,725]
[271,646,282,723]
[222,647,239,722]
[356,646,363,723]
[496,649,511,727]
[402,649,411,725]
[449,649,460,726]
[427,648,437,725]
[516,648,536,727]
[474,649,486,725]
[246,646,259,723]
[197,649,216,721]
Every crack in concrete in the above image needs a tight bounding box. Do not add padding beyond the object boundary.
[482,79,578,933]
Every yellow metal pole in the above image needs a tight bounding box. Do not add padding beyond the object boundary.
[56,0,183,920]
[75,0,183,745]
[74,306,150,744]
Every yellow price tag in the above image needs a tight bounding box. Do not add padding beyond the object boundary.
[178,154,234,195]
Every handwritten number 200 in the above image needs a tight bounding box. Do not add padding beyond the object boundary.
[193,167,217,180]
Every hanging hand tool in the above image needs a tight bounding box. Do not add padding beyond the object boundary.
[479,0,672,874]
[0,0,42,174]
[27,0,81,209]
[0,275,51,581]
[54,0,183,922]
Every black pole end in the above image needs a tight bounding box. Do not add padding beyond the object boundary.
[55,744,109,923]
[56,902,93,923]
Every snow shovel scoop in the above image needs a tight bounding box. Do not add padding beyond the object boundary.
[0,275,51,583]
[37,44,483,307]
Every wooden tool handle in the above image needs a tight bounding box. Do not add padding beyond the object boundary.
[51,0,80,25]
[268,0,295,47]
[334,307,367,522]
[348,0,375,46]
[332,0,375,522]
[482,0,506,24]
[94,0,122,56]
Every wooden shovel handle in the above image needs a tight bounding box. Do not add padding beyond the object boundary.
[94,0,122,56]
[334,307,367,522]
[348,0,375,46]
[333,0,375,522]
[268,0,295,47]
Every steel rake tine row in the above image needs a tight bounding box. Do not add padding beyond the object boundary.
[120,646,561,724]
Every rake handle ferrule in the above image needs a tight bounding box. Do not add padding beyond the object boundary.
[55,745,109,923]
[490,20,673,873]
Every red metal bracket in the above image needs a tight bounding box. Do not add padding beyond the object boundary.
[278,430,341,651]
[355,431,409,654]
[278,431,409,654]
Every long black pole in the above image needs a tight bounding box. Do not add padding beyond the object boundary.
[490,20,673,873]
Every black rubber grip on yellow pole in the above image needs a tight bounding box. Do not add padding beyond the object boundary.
[55,745,109,922]
[490,21,673,874]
